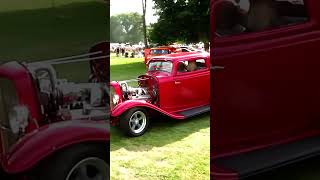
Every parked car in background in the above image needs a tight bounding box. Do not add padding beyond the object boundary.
[211,0,320,179]
[110,51,210,136]
[144,46,182,64]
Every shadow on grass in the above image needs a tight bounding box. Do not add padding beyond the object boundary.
[0,1,108,61]
[53,61,90,82]
[110,112,210,152]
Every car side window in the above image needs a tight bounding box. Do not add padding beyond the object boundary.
[215,0,308,37]
[177,59,207,73]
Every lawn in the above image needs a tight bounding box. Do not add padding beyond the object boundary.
[110,53,210,180]
[0,0,108,82]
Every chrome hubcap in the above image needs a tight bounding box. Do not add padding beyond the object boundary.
[129,111,147,134]
[66,157,109,180]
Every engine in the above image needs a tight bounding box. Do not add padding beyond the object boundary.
[119,81,152,101]
[27,63,108,122]
[57,81,107,109]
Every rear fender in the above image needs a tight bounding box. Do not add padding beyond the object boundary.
[111,100,185,119]
[2,120,109,174]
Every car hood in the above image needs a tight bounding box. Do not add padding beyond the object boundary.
[146,71,171,78]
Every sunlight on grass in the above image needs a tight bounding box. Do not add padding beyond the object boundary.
[110,53,146,81]
[110,54,210,180]
[110,53,144,66]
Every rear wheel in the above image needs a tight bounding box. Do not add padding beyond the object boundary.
[34,144,109,180]
[120,108,149,136]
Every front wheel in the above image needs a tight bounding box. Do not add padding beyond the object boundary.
[34,144,109,180]
[120,108,149,136]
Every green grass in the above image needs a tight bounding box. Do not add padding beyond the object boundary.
[0,0,94,12]
[0,0,108,82]
[110,53,146,81]
[110,54,210,180]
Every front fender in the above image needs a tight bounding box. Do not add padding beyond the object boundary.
[111,100,185,119]
[2,120,109,174]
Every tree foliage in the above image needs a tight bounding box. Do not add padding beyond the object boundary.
[150,0,210,45]
[110,12,143,44]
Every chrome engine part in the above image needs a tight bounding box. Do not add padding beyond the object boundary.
[119,81,152,101]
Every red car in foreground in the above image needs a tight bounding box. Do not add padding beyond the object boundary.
[110,52,210,136]
[0,46,109,179]
[211,0,320,179]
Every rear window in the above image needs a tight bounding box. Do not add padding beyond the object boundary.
[150,49,170,55]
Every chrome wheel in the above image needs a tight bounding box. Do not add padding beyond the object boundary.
[129,111,147,134]
[66,157,109,180]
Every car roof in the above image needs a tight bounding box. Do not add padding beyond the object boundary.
[150,51,209,63]
[150,47,175,50]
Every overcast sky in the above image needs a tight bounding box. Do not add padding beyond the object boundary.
[110,0,158,25]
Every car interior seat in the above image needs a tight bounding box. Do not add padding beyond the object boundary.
[214,0,246,36]
[187,61,198,72]
[177,62,187,72]
[246,0,278,32]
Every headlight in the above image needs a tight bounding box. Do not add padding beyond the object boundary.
[8,105,29,134]
[120,82,128,92]
[113,94,119,105]
[110,85,120,109]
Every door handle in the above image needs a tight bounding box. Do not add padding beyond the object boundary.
[175,81,181,85]
[211,65,225,70]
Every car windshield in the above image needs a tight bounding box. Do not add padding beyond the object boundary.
[148,61,173,73]
[150,49,170,55]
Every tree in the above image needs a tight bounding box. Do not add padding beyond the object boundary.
[142,0,148,48]
[110,15,125,43]
[150,0,210,50]
[110,13,144,44]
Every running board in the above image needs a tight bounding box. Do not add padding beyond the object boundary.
[214,136,320,179]
[177,105,210,118]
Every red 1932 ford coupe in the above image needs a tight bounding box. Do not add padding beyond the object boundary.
[211,0,320,179]
[110,51,210,136]
[0,43,109,180]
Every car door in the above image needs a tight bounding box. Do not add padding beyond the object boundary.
[212,0,320,156]
[173,59,210,112]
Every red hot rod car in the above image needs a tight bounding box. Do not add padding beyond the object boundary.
[0,46,109,180]
[211,0,320,179]
[110,51,210,136]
